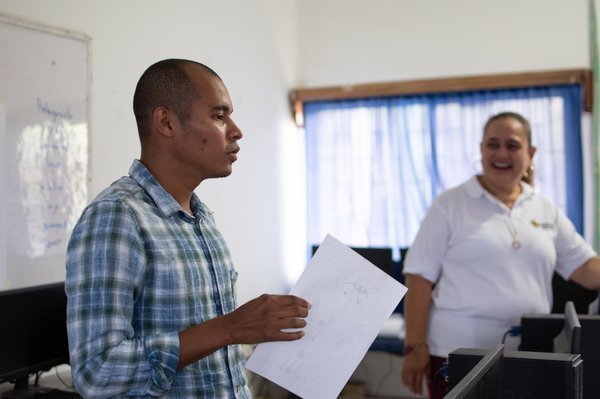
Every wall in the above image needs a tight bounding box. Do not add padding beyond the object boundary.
[0,0,306,304]
[0,0,592,304]
[298,0,590,86]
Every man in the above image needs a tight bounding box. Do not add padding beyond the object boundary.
[66,59,310,398]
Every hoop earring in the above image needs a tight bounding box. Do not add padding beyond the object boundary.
[523,164,535,178]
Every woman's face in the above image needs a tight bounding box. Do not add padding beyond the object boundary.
[480,117,536,192]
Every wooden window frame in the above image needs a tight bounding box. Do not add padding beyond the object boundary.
[290,69,592,127]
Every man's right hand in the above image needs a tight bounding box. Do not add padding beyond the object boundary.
[177,294,310,370]
[225,294,311,344]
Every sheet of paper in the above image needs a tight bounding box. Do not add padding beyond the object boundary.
[245,234,407,399]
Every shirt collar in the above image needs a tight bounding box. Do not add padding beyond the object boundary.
[465,175,534,203]
[464,175,486,198]
[128,159,210,219]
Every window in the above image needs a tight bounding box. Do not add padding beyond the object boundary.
[297,71,589,252]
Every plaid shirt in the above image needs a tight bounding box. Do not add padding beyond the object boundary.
[66,160,251,398]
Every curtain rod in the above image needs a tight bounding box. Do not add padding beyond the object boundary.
[290,69,592,127]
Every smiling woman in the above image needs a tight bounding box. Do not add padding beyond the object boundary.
[477,112,536,209]
[401,111,599,399]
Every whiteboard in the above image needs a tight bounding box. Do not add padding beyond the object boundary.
[0,14,91,290]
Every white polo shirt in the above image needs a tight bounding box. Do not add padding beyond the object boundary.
[403,176,596,357]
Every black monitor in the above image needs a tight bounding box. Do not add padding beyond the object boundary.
[311,245,394,278]
[520,314,564,353]
[579,315,600,399]
[520,311,600,398]
[521,302,582,354]
[443,344,504,399]
[553,301,582,354]
[0,282,70,398]
[448,348,583,399]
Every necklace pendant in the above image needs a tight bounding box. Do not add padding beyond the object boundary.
[512,240,521,250]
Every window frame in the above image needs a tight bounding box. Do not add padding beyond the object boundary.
[290,69,592,127]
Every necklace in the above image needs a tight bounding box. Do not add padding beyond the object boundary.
[505,216,521,250]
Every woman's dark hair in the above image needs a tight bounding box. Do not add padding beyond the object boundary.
[483,111,532,147]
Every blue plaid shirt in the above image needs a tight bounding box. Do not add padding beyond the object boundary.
[66,160,251,398]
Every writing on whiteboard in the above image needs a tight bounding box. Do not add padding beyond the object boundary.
[37,98,73,121]
[9,97,88,259]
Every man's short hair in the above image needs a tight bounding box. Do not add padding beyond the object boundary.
[133,59,220,137]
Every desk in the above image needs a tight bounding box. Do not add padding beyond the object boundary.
[0,365,78,398]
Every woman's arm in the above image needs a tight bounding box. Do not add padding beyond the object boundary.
[570,256,600,290]
[401,273,434,395]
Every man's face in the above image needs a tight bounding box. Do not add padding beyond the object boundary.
[174,67,242,183]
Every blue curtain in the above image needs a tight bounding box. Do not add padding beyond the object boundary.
[305,85,583,251]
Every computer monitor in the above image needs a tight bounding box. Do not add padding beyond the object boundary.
[0,282,70,397]
[521,302,582,354]
[520,311,599,398]
[579,315,600,399]
[448,348,583,399]
[553,301,582,354]
[444,344,504,399]
[311,245,394,278]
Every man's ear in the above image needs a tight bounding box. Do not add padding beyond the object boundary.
[152,107,176,138]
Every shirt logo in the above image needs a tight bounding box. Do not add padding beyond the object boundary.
[530,219,554,229]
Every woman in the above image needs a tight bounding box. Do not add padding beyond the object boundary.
[400,112,600,398]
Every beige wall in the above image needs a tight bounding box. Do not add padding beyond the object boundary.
[299,0,589,86]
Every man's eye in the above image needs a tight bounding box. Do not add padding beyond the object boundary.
[485,142,499,149]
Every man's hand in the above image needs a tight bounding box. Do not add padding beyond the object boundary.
[177,294,310,370]
[225,294,311,343]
